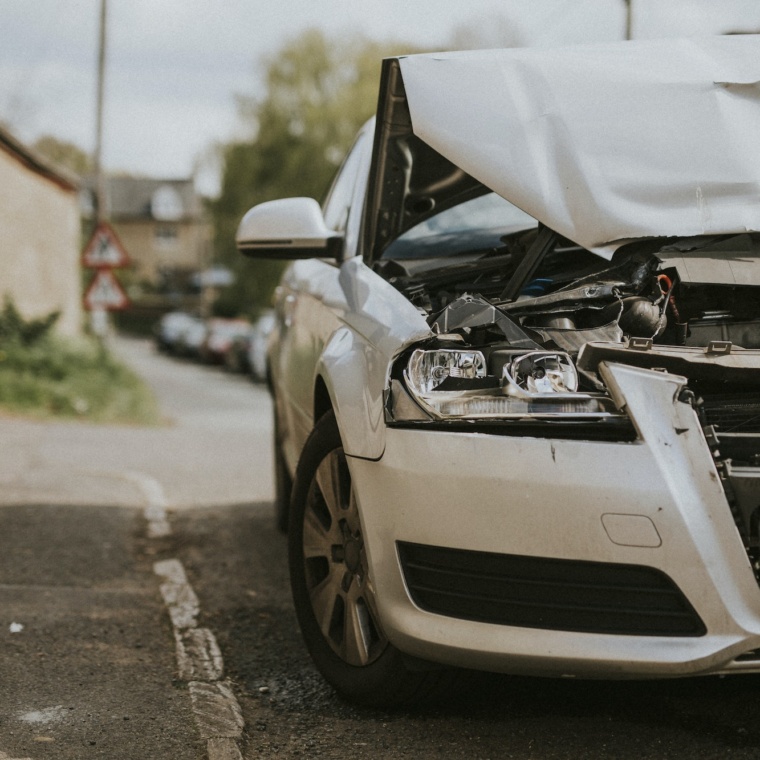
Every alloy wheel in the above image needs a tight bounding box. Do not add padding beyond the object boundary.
[301,447,386,666]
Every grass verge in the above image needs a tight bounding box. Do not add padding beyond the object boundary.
[0,334,161,425]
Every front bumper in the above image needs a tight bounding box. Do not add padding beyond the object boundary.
[347,364,760,678]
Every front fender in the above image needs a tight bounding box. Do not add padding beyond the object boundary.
[316,327,391,460]
[315,257,431,460]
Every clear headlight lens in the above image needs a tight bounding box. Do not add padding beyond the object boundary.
[406,349,487,394]
[397,348,615,421]
[504,352,578,396]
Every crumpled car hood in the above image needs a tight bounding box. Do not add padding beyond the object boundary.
[398,36,760,256]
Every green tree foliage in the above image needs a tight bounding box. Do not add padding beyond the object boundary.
[210,29,424,317]
[33,135,92,177]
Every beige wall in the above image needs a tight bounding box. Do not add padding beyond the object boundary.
[0,148,82,337]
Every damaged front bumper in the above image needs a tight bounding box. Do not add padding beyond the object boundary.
[350,360,760,678]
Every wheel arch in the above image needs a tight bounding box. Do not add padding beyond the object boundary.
[313,375,333,426]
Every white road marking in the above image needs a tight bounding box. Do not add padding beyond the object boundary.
[176,628,224,681]
[152,557,245,760]
[153,557,187,585]
[189,681,245,739]
[154,559,200,630]
[124,470,172,537]
[207,737,244,760]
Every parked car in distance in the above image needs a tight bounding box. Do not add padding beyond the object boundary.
[246,310,275,383]
[200,318,251,365]
[223,311,275,378]
[154,311,198,354]
[224,329,254,374]
[237,37,760,707]
[174,314,208,359]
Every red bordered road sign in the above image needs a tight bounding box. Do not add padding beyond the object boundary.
[82,222,131,268]
[83,269,130,311]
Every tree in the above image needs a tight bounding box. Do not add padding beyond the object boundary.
[210,29,425,317]
[33,135,92,177]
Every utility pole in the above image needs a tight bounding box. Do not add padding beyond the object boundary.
[91,0,110,339]
[624,0,633,40]
[94,0,108,223]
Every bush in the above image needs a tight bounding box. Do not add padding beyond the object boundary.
[0,297,59,346]
[0,299,159,425]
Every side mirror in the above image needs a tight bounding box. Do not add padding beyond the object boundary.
[236,197,343,259]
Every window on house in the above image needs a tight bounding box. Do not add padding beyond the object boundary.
[155,225,178,249]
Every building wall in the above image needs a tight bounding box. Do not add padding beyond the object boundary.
[112,218,211,285]
[0,147,82,337]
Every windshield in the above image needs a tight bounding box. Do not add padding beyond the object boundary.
[382,193,536,261]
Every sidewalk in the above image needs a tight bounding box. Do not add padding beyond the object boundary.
[0,502,201,759]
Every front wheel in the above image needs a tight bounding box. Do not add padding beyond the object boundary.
[288,410,446,707]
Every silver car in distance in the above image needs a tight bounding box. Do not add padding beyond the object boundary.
[237,36,760,707]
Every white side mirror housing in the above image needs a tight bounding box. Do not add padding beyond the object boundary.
[236,197,343,259]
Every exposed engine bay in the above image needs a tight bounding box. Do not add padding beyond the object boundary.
[379,230,760,355]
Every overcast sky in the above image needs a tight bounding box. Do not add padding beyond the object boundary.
[1,0,759,195]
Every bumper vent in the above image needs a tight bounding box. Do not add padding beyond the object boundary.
[397,542,705,637]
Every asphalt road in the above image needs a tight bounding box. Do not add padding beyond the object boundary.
[3,337,760,759]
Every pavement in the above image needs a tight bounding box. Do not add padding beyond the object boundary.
[0,503,201,759]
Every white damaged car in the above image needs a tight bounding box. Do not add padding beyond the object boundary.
[237,36,760,706]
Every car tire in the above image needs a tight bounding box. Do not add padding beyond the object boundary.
[288,410,448,707]
[273,410,292,534]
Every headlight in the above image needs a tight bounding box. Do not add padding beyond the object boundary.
[506,352,578,395]
[395,347,617,422]
[406,349,487,394]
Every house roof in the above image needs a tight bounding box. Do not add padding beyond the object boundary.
[105,176,204,222]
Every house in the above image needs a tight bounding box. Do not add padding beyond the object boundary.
[101,176,211,293]
[0,126,82,336]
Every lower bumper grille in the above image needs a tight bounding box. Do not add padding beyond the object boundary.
[398,542,705,637]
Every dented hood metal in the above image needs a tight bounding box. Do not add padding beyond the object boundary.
[398,36,760,255]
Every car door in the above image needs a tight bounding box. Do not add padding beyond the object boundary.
[272,126,373,468]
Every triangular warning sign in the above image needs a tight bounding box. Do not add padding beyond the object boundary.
[82,222,131,268]
[84,269,130,311]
